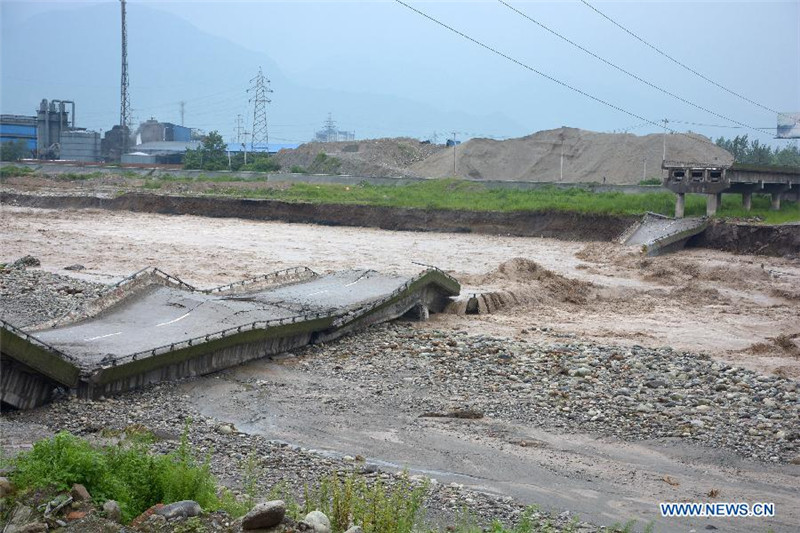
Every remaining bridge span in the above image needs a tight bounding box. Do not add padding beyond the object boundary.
[1,266,460,409]
[663,161,800,217]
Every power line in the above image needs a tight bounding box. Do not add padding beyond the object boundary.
[577,0,790,120]
[497,0,772,136]
[391,0,722,152]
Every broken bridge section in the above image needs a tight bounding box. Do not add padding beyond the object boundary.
[1,266,460,409]
[620,212,708,256]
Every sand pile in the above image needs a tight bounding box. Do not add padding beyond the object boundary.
[409,127,733,184]
[273,137,445,177]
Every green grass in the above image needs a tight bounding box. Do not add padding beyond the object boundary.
[0,165,34,179]
[4,428,223,523]
[206,179,799,223]
[59,171,104,180]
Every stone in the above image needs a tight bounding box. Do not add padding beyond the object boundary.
[155,500,202,520]
[242,500,286,530]
[303,510,332,533]
[0,476,13,498]
[70,483,91,501]
[789,455,800,465]
[66,510,88,521]
[3,504,34,533]
[64,264,86,271]
[344,527,363,533]
[12,255,40,268]
[216,424,235,435]
[103,500,122,523]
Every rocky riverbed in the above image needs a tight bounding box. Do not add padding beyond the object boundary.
[293,325,800,464]
[3,263,800,531]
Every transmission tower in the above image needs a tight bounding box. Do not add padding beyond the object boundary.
[119,0,131,155]
[247,67,272,152]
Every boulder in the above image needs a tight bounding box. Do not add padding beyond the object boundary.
[70,483,91,502]
[12,255,40,268]
[242,500,286,530]
[302,510,331,533]
[103,500,122,523]
[0,476,13,498]
[155,500,202,520]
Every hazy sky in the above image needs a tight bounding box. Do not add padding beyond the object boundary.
[1,1,798,145]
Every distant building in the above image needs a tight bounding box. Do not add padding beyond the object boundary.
[313,113,354,143]
[135,119,191,144]
[0,114,37,156]
[121,140,201,165]
[1,99,104,162]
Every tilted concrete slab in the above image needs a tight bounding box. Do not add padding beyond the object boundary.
[621,213,708,256]
[1,266,460,409]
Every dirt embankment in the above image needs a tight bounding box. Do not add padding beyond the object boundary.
[3,190,797,256]
[410,127,733,183]
[689,220,800,257]
[0,192,635,242]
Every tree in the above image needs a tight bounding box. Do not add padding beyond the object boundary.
[0,140,30,162]
[183,131,227,170]
[715,135,799,167]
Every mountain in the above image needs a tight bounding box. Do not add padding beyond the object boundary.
[0,3,523,143]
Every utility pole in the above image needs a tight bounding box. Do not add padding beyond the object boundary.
[248,67,272,153]
[235,114,243,144]
[119,0,131,157]
[451,131,457,175]
[662,118,669,162]
[180,101,185,127]
[643,157,647,181]
[560,143,564,181]
[242,131,250,165]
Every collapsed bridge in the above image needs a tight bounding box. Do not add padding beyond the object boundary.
[1,265,460,410]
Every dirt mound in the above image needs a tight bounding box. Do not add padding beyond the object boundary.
[273,137,445,178]
[451,258,594,314]
[410,127,733,184]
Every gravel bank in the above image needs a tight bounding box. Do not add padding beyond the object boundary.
[0,264,105,327]
[295,324,800,464]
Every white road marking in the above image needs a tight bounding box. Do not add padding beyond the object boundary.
[85,332,122,341]
[156,312,191,327]
[307,290,329,296]
[345,279,362,287]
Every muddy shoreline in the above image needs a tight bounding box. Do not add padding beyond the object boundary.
[3,191,797,256]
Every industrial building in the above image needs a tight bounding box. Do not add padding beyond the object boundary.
[0,115,37,156]
[1,99,103,162]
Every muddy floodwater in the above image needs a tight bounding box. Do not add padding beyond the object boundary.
[2,205,800,531]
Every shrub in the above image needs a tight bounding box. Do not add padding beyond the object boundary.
[290,165,308,174]
[638,178,662,186]
[242,155,281,172]
[7,428,220,523]
[307,152,342,175]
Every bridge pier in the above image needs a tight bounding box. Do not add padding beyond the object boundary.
[706,193,720,216]
[771,192,782,210]
[742,191,752,211]
[675,193,685,218]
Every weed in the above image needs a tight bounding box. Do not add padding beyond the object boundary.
[290,165,308,174]
[0,165,34,179]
